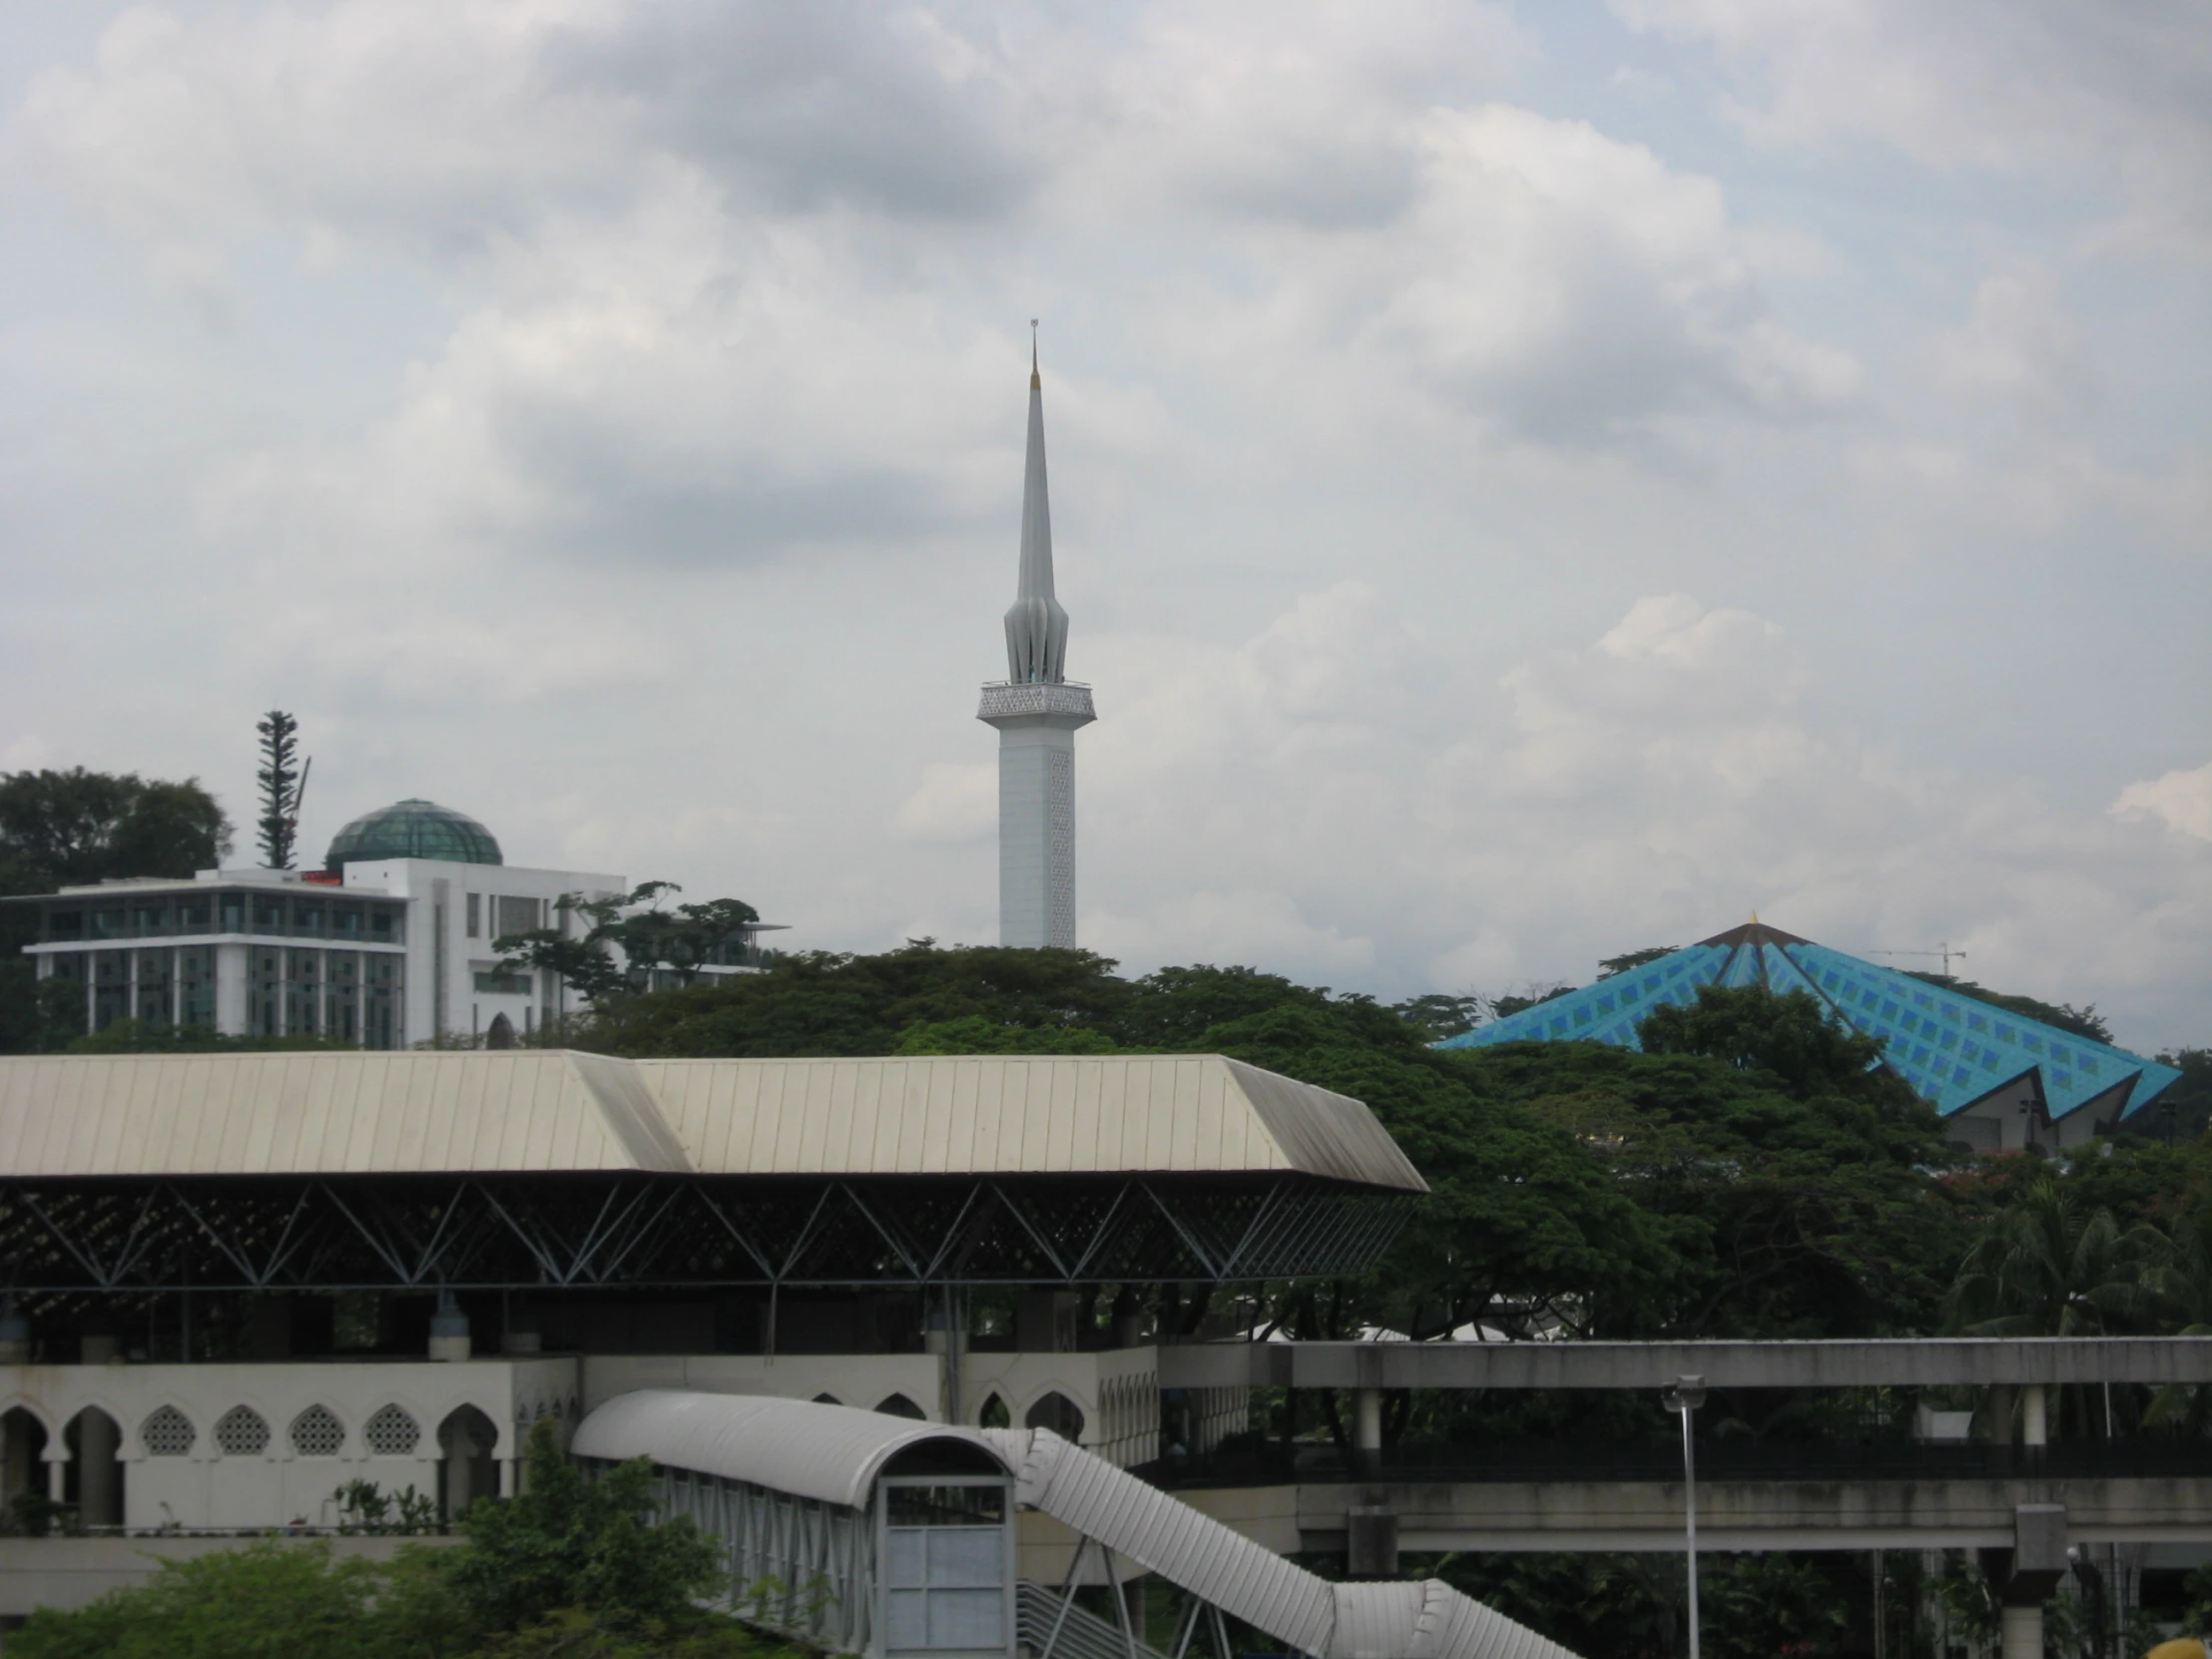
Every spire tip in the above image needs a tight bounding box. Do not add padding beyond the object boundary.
[1029,318,1040,388]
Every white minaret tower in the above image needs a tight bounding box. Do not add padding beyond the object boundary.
[978,332,1095,948]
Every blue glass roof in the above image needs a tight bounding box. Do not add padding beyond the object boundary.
[1434,922,2181,1123]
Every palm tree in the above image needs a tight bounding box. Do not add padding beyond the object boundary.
[1945,1175,2161,1438]
[2140,1202,2212,1434]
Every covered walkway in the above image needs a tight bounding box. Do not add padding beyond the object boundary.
[573,1390,1577,1659]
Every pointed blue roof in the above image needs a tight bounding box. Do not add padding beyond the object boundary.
[1434,922,2181,1124]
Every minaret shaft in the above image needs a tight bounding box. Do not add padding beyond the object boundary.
[979,342,1093,949]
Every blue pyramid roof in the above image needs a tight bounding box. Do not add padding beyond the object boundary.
[1434,922,2181,1123]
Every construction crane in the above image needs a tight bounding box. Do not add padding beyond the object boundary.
[1874,942,1966,978]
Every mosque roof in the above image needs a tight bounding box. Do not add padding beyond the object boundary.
[1434,921,2181,1123]
[324,798,503,869]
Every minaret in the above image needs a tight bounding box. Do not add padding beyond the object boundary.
[978,333,1095,948]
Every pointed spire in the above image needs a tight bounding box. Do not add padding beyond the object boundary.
[1004,324,1069,684]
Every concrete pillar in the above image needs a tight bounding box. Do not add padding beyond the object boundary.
[45,1454,64,1503]
[2022,1385,2047,1447]
[498,1456,516,1498]
[2000,1604,2042,1659]
[1355,1387,1382,1454]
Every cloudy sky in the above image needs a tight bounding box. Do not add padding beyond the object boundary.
[2,1,2207,1049]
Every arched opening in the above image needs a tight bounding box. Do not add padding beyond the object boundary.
[874,1393,927,1420]
[0,1408,49,1513]
[811,1392,842,1405]
[437,1405,499,1521]
[977,1393,1010,1430]
[485,1012,516,1050]
[64,1407,125,1526]
[1023,1392,1085,1442]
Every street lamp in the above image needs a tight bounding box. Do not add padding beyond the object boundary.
[1663,1376,1708,1659]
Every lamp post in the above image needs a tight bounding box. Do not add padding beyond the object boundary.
[1663,1376,1708,1659]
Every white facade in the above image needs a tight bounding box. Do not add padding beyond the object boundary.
[18,857,625,1048]
[332,856,625,1044]
[979,684,1095,949]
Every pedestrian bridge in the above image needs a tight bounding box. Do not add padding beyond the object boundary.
[573,1389,1578,1659]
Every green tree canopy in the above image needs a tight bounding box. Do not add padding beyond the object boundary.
[0,768,231,895]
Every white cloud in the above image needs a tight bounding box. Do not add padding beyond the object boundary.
[1611,0,2212,256]
[2113,761,2212,842]
[892,762,995,842]
[0,0,2205,1061]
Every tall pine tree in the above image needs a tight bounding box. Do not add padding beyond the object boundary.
[255,711,301,869]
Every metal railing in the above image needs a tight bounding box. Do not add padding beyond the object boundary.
[1016,1580,1173,1659]
[1137,1435,2212,1489]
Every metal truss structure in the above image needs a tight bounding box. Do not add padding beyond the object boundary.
[0,1175,1410,1299]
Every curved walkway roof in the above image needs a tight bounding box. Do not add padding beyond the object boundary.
[573,1390,1005,1509]
[575,1390,1578,1659]
[0,1051,1425,1189]
[1437,921,2180,1123]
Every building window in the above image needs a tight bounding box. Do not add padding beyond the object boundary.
[363,1404,421,1457]
[178,898,213,931]
[253,898,286,935]
[493,896,540,940]
[45,909,82,941]
[465,894,480,939]
[289,1404,345,1458]
[220,894,245,933]
[92,908,126,940]
[292,901,325,938]
[141,1405,196,1456]
[332,903,363,940]
[473,970,531,995]
[215,1405,271,1456]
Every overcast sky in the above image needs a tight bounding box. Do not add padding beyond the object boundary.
[1,1,2206,1049]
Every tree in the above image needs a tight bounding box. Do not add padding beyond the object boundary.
[0,769,233,1056]
[1388,992,1484,1041]
[446,1420,719,1632]
[1597,947,1679,979]
[494,883,764,1007]
[1944,1175,2156,1339]
[7,1539,423,1659]
[0,768,231,893]
[1640,982,1914,1108]
[255,711,303,870]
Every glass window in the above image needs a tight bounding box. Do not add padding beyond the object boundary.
[473,970,531,995]
[177,898,213,932]
[45,909,82,940]
[45,953,86,984]
[92,908,127,939]
[494,895,541,939]
[253,898,286,934]
[220,894,245,933]
[465,893,480,938]
[136,903,171,934]
[292,901,325,937]
[332,904,363,939]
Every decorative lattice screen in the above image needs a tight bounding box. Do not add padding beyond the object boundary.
[215,1405,271,1456]
[362,1403,420,1456]
[141,1404,195,1456]
[289,1403,345,1457]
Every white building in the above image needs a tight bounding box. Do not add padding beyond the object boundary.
[9,798,773,1047]
[977,344,1095,949]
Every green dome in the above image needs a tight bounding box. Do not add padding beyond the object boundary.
[325,800,503,870]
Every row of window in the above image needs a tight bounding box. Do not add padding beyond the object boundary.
[139,1401,424,1459]
[39,894,406,945]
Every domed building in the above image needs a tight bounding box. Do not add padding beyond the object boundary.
[324,800,503,869]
